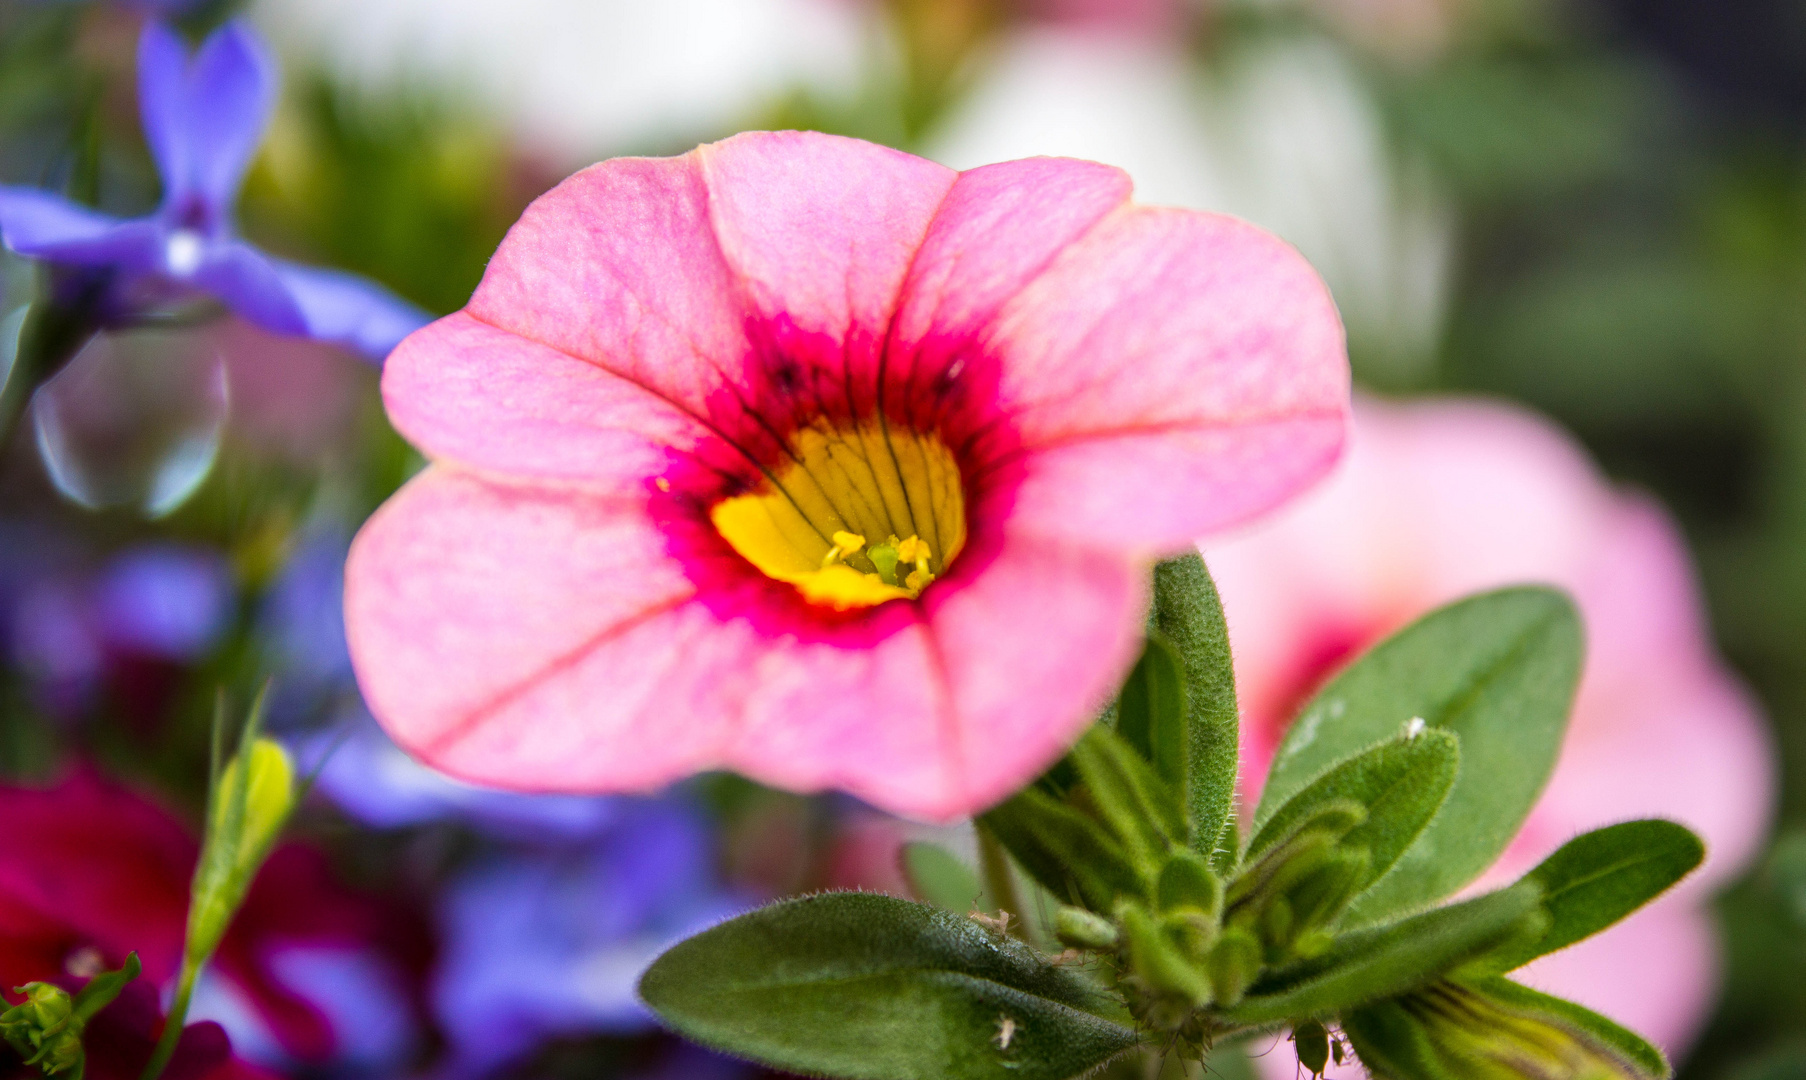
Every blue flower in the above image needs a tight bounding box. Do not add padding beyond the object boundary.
[0,20,429,362]
[432,800,748,1075]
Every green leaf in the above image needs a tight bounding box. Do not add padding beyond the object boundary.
[1069,726,1186,868]
[1469,977,1668,1078]
[1343,977,1668,1080]
[1477,820,1704,974]
[640,892,1143,1080]
[901,843,986,914]
[1114,633,1188,809]
[1149,554,1241,869]
[981,786,1148,912]
[1217,884,1545,1025]
[1257,587,1583,925]
[1247,730,1459,906]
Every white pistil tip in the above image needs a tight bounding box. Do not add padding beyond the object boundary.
[1404,717,1427,740]
[164,229,206,278]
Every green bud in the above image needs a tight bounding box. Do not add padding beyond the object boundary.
[1156,851,1222,918]
[1206,926,1263,1007]
[190,738,296,960]
[1120,902,1212,1013]
[1344,978,1669,1080]
[1293,1020,1330,1076]
[1054,906,1120,950]
[2,955,139,1080]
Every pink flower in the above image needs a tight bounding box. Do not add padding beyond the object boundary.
[1202,397,1775,1072]
[344,130,1348,822]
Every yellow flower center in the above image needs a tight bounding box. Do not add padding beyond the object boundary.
[709,421,968,610]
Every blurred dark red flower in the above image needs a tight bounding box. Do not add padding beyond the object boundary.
[0,769,429,1066]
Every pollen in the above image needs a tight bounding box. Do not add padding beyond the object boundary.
[709,421,967,610]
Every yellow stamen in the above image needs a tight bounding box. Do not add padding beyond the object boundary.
[709,421,966,610]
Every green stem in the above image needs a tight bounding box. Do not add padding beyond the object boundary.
[137,955,199,1080]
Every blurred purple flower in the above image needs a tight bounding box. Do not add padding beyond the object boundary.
[304,713,624,842]
[432,800,747,1075]
[94,543,232,657]
[0,21,428,362]
[9,541,230,713]
[263,526,355,694]
[188,944,419,1076]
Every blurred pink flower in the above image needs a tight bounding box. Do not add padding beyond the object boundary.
[344,130,1347,822]
[1016,0,1181,36]
[1203,397,1775,1073]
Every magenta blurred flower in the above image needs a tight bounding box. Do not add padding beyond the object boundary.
[1202,397,1775,1072]
[0,770,425,1070]
[0,21,427,361]
[344,130,1348,822]
[1018,0,1181,35]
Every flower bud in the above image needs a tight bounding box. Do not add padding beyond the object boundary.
[1054,906,1120,950]
[189,737,295,959]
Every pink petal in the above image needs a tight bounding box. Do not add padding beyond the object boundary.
[466,152,752,417]
[345,467,711,788]
[922,529,1149,815]
[382,311,710,492]
[991,206,1348,549]
[726,622,954,816]
[698,130,956,353]
[887,157,1131,409]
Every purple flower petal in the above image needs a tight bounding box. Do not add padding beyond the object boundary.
[266,259,432,362]
[193,240,308,335]
[140,20,276,216]
[0,186,161,270]
[184,21,277,212]
[137,21,193,204]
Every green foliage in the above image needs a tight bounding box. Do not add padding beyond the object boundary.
[1220,884,1545,1026]
[1475,819,1705,975]
[639,892,1143,1080]
[648,577,1698,1080]
[1258,587,1583,925]
[1247,729,1459,905]
[1,953,140,1080]
[1147,555,1241,868]
[1343,977,1668,1080]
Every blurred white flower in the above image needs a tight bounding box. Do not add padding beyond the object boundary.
[254,0,872,166]
[927,29,1454,377]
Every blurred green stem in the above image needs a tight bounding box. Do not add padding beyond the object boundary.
[137,954,198,1080]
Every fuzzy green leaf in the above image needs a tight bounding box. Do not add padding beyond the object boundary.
[1248,730,1459,907]
[640,893,1143,1080]
[1150,554,1241,869]
[1070,725,1186,867]
[1217,884,1545,1025]
[1114,632,1188,808]
[981,786,1150,912]
[1478,819,1704,974]
[1257,587,1582,925]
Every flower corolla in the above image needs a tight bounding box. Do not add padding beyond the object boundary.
[345,131,1349,821]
